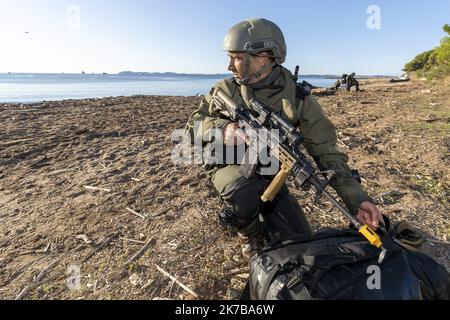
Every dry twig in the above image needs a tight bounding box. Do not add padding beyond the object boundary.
[15,259,59,300]
[84,185,112,193]
[123,238,154,266]
[120,237,146,245]
[126,207,146,219]
[155,265,199,299]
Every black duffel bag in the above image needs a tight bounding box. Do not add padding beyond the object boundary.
[246,220,450,300]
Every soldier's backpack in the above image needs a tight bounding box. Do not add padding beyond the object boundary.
[245,220,450,300]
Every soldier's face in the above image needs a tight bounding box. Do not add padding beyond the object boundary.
[227,52,246,80]
[227,52,267,84]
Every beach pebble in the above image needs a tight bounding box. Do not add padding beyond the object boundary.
[76,235,92,245]
[129,273,142,287]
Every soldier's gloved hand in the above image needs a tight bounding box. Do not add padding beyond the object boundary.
[223,122,249,146]
[356,201,383,230]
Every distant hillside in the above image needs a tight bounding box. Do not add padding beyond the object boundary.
[117,71,394,80]
[404,24,450,79]
[118,71,231,78]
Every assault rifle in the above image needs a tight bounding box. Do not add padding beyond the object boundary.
[212,88,387,261]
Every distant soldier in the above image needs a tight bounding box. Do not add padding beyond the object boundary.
[333,74,348,90]
[346,72,360,92]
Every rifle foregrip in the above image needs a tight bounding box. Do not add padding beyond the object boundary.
[261,169,289,203]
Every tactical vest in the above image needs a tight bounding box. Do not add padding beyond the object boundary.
[208,67,311,127]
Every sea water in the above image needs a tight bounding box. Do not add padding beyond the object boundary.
[0,73,337,103]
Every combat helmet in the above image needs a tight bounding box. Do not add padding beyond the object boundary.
[223,18,287,64]
[223,18,287,85]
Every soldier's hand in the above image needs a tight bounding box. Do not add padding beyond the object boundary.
[223,123,249,146]
[356,201,383,230]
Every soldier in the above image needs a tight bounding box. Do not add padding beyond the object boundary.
[333,74,348,90]
[185,18,382,242]
[346,72,360,91]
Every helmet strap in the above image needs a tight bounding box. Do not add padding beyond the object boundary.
[236,53,252,85]
[236,53,276,86]
[252,62,276,80]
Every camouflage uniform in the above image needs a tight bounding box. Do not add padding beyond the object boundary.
[346,73,360,91]
[185,65,372,241]
[334,74,348,90]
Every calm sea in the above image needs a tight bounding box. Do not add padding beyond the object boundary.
[0,73,337,103]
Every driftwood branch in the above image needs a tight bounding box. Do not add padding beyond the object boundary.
[424,117,449,123]
[119,237,146,245]
[99,162,108,170]
[15,260,59,300]
[155,265,199,299]
[126,207,146,219]
[229,267,248,276]
[123,238,154,266]
[8,109,40,112]
[84,185,112,193]
[337,138,350,149]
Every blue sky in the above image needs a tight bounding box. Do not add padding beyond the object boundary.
[0,0,449,75]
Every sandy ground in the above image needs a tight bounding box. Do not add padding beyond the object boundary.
[0,79,449,300]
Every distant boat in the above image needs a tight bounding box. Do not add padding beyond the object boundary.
[102,72,108,75]
[82,71,86,75]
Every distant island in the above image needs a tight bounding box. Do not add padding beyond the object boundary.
[0,71,394,79]
[118,71,231,78]
[117,71,392,79]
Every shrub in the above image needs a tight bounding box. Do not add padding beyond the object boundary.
[404,24,450,79]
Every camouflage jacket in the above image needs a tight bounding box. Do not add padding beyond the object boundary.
[185,66,372,215]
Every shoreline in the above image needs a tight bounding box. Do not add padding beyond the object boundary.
[0,94,204,106]
[0,78,397,106]
[0,77,400,106]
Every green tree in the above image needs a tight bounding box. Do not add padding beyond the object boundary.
[443,24,450,36]
[403,49,435,72]
[435,24,450,65]
[404,24,450,78]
